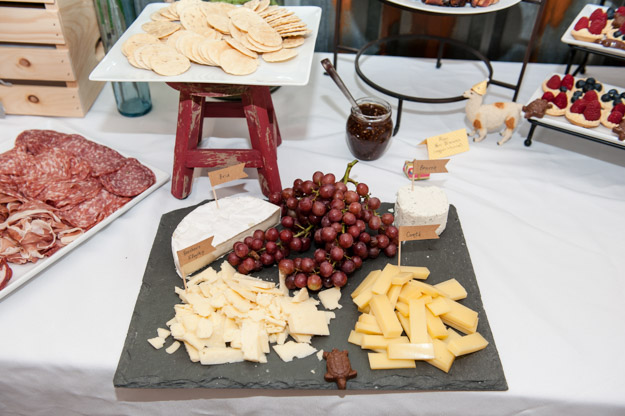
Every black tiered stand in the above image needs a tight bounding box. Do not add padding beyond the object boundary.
[332,0,547,136]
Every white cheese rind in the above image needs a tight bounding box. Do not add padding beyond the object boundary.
[394,185,449,235]
[171,196,280,277]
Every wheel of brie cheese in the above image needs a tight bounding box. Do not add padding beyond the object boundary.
[393,185,449,235]
[171,196,280,277]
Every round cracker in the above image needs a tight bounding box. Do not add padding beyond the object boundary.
[220,49,258,75]
[243,0,260,11]
[248,23,282,47]
[142,21,181,39]
[196,39,220,66]
[225,37,258,59]
[166,29,188,49]
[229,8,265,32]
[229,20,244,42]
[151,50,191,76]
[246,34,282,52]
[122,33,159,57]
[281,29,312,37]
[206,13,231,34]
[180,6,212,36]
[151,11,172,22]
[131,44,152,69]
[206,39,234,66]
[282,36,305,49]
[262,48,298,63]
[257,0,270,13]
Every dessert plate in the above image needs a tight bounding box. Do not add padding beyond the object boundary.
[561,4,625,59]
[0,132,169,301]
[90,4,322,86]
[384,0,521,15]
[526,74,624,148]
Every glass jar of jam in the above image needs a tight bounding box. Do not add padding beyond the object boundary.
[346,97,393,161]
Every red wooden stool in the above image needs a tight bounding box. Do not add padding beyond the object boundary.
[166,82,282,199]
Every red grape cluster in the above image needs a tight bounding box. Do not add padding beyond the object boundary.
[227,160,398,291]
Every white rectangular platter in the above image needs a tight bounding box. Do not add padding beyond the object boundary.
[90,4,322,86]
[0,135,169,301]
[526,74,624,148]
[561,4,625,59]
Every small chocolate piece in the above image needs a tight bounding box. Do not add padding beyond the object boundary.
[596,38,625,51]
[613,13,625,29]
[323,348,357,390]
[613,120,625,141]
[522,98,553,119]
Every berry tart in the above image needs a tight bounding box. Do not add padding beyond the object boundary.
[601,103,625,129]
[606,21,625,43]
[571,8,611,42]
[541,91,568,117]
[542,74,575,96]
[565,91,602,128]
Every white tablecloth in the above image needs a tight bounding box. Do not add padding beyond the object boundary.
[1,53,624,415]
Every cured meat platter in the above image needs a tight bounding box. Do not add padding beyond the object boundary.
[114,202,507,391]
[0,130,169,299]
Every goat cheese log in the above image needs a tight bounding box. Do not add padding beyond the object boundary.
[393,185,449,235]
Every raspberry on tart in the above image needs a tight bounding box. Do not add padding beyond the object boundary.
[561,74,575,91]
[570,99,587,114]
[541,91,555,101]
[601,109,625,129]
[590,8,607,21]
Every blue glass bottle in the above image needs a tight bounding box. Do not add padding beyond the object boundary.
[93,0,152,117]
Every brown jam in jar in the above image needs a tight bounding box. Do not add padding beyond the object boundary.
[346,97,393,161]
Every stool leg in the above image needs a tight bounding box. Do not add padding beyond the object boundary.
[171,91,205,199]
[263,88,282,147]
[243,86,282,196]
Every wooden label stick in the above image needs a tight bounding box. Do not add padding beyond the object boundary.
[176,237,216,291]
[397,225,440,266]
[411,159,416,191]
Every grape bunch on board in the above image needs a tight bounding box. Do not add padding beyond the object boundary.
[226,160,398,290]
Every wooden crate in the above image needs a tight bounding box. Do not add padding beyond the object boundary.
[0,0,105,117]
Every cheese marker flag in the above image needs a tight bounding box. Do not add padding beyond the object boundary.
[397,225,439,266]
[208,162,248,207]
[177,236,216,290]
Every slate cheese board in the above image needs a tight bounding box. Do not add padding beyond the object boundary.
[114,202,507,391]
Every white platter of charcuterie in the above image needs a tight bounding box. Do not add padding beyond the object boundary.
[0,130,169,300]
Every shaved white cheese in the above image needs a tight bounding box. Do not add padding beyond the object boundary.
[272,341,317,362]
[165,341,181,354]
[147,337,166,349]
[318,287,342,310]
[157,328,171,339]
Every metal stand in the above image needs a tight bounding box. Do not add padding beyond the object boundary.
[332,0,546,135]
[525,119,625,149]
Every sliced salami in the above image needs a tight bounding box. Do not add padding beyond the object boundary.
[58,188,130,230]
[99,158,156,197]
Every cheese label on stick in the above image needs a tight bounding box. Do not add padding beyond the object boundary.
[399,225,440,241]
[419,128,469,159]
[411,159,449,176]
[208,162,248,186]
[176,236,216,278]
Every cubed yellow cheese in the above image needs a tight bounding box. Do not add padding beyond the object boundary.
[358,313,378,326]
[371,264,400,295]
[425,308,448,339]
[387,342,435,360]
[398,282,421,304]
[395,301,409,317]
[354,320,383,335]
[442,327,462,344]
[387,284,402,309]
[426,296,450,316]
[440,299,478,334]
[447,332,489,357]
[397,266,430,280]
[348,330,364,346]
[369,294,403,338]
[390,272,414,286]
[408,298,429,344]
[351,270,381,298]
[425,339,455,373]
[396,311,411,338]
[434,278,467,300]
[410,280,445,297]
[417,294,432,304]
[353,287,375,310]
[361,335,409,350]
[368,352,416,369]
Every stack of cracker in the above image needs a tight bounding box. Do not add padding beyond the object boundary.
[121,0,311,77]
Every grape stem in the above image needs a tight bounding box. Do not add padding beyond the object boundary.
[341,159,359,184]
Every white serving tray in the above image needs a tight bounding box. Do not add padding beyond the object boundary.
[561,4,625,59]
[0,135,169,301]
[526,74,624,148]
[90,4,321,86]
[384,0,520,15]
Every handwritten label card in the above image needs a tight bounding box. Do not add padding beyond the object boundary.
[412,159,449,176]
[398,225,440,242]
[208,162,248,187]
[176,236,216,278]
[420,128,469,159]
